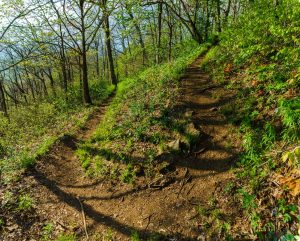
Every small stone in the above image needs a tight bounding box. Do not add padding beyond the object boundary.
[210,107,219,111]
[186,123,201,137]
[7,224,18,232]
[197,234,206,241]
[184,110,194,118]
[157,146,165,156]
[167,139,181,151]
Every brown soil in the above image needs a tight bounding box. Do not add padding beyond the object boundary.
[23,57,242,240]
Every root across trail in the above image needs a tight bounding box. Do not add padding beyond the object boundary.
[25,57,241,240]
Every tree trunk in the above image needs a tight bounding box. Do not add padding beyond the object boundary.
[47,68,56,96]
[0,80,8,117]
[59,24,68,95]
[205,0,210,40]
[81,50,92,104]
[25,69,36,101]
[120,35,128,77]
[80,0,92,104]
[77,56,83,93]
[40,71,48,97]
[156,2,163,64]
[166,6,173,62]
[103,12,117,86]
[60,55,68,94]
[224,0,232,23]
[191,22,202,43]
[96,42,100,78]
[216,0,222,33]
[168,26,173,62]
[128,11,147,66]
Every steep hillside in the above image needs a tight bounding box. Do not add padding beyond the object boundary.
[202,0,300,239]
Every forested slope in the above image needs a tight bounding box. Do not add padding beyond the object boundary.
[0,0,300,240]
[202,1,300,239]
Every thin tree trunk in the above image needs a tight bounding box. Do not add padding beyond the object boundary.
[60,57,68,94]
[103,11,117,85]
[80,0,92,104]
[156,2,163,64]
[216,0,222,33]
[128,11,147,65]
[40,71,48,97]
[224,0,232,23]
[48,68,56,96]
[205,0,210,40]
[0,80,8,117]
[166,6,173,62]
[96,41,100,78]
[59,27,68,95]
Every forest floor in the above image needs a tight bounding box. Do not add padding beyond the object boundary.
[19,57,246,240]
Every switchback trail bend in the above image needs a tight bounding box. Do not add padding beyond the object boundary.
[26,57,240,240]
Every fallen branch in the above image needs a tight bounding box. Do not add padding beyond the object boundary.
[77,197,88,240]
[55,220,68,230]
[186,183,196,196]
[194,147,207,156]
[144,213,154,231]
[199,85,220,93]
[177,169,191,198]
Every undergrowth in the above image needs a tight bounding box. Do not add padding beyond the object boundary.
[0,81,114,183]
[202,0,300,239]
[77,43,210,183]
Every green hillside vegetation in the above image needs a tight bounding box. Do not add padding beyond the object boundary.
[202,0,300,239]
[0,81,114,183]
[77,43,209,180]
[0,0,299,240]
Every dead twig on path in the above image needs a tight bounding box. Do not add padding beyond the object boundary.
[177,169,191,198]
[144,213,154,231]
[194,147,207,157]
[77,197,88,240]
[186,183,196,196]
[55,220,68,230]
[148,175,173,189]
[199,85,220,93]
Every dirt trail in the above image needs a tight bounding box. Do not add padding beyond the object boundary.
[26,57,240,240]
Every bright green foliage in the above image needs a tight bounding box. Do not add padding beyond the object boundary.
[41,223,55,241]
[117,40,203,79]
[0,81,114,183]
[121,164,136,184]
[278,98,300,142]
[278,199,297,223]
[202,0,300,238]
[17,193,33,211]
[238,188,257,211]
[130,230,140,241]
[77,43,210,180]
[102,228,114,241]
[204,0,300,166]
[56,233,76,241]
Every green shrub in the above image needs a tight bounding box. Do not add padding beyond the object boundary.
[56,233,76,241]
[17,194,33,211]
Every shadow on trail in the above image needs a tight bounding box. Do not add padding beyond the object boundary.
[68,172,219,203]
[28,57,243,241]
[29,167,195,240]
[176,95,236,112]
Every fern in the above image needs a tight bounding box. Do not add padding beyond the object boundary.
[278,98,300,142]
